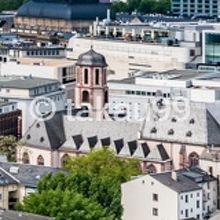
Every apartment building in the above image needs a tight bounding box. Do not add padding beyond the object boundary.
[0,76,65,134]
[122,168,217,220]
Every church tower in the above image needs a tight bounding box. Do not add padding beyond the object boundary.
[75,47,108,119]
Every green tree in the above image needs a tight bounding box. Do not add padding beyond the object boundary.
[112,2,128,13]
[18,149,141,219]
[17,189,113,220]
[0,135,17,162]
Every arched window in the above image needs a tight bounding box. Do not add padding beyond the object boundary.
[61,154,70,168]
[84,68,88,84]
[37,155,44,166]
[95,69,99,85]
[147,164,157,174]
[188,152,199,167]
[22,152,30,164]
[104,90,108,103]
[82,90,89,103]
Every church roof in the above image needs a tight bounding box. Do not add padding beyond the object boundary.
[76,48,108,67]
[17,0,113,21]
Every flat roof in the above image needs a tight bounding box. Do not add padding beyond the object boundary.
[108,69,210,85]
[17,57,75,67]
[0,101,16,108]
[0,76,59,90]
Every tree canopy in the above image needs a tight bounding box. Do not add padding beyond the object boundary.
[17,149,141,220]
[112,0,171,14]
[0,135,17,162]
[0,0,27,12]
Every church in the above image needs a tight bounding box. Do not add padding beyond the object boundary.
[17,48,220,175]
[15,0,113,33]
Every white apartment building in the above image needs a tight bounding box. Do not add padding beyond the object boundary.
[172,0,219,18]
[122,168,217,220]
[108,69,220,120]
[67,37,195,79]
[0,76,65,134]
[0,57,76,99]
[122,172,202,220]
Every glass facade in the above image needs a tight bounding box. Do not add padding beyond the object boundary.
[205,32,220,64]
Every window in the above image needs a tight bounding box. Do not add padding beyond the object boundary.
[207,182,210,189]
[95,69,99,85]
[188,152,199,167]
[84,69,89,84]
[196,200,200,208]
[37,155,44,166]
[82,90,89,103]
[61,154,70,168]
[152,208,158,216]
[185,209,188,218]
[185,195,188,203]
[153,193,158,201]
[22,152,30,164]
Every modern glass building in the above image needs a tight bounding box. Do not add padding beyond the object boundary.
[203,31,220,64]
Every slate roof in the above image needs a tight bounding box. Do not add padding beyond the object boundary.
[21,113,158,161]
[0,210,54,220]
[178,167,216,183]
[76,48,108,67]
[0,162,61,188]
[151,172,202,193]
[141,102,220,146]
[17,0,113,21]
[0,76,59,90]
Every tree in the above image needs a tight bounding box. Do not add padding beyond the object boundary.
[18,149,141,219]
[111,0,171,14]
[0,135,17,162]
[17,189,113,220]
[112,2,128,13]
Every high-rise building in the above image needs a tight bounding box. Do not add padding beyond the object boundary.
[172,0,219,18]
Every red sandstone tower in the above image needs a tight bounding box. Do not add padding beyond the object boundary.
[74,47,108,119]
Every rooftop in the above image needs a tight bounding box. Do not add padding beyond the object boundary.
[109,69,212,85]
[17,0,113,21]
[0,76,59,90]
[0,209,54,220]
[0,162,62,188]
[17,57,75,67]
[0,101,16,108]
[151,172,202,193]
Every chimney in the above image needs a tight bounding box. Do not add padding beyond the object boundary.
[107,9,110,21]
[171,170,178,181]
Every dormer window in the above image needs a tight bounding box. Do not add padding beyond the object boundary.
[189,119,195,124]
[151,127,157,134]
[171,117,177,122]
[186,131,192,137]
[168,129,174,135]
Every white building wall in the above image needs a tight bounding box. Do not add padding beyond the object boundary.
[68,38,193,79]
[121,175,179,220]
[179,191,203,219]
